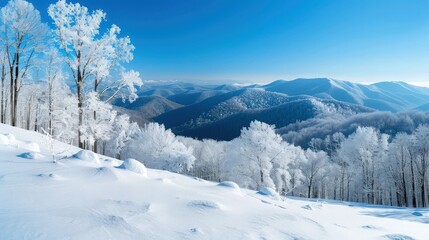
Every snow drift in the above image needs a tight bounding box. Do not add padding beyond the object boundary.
[72,149,100,164]
[117,158,148,176]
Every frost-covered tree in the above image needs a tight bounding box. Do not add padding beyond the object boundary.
[387,132,413,207]
[337,127,388,204]
[287,153,304,197]
[105,114,140,158]
[0,0,49,126]
[48,0,142,148]
[80,92,116,150]
[180,137,227,182]
[411,125,429,207]
[299,149,328,198]
[324,132,345,156]
[271,142,305,195]
[18,84,44,131]
[123,123,195,173]
[225,121,283,190]
[43,48,66,135]
[28,76,78,145]
[51,88,78,144]
[308,138,323,151]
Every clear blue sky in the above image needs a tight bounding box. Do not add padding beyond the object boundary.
[31,0,429,84]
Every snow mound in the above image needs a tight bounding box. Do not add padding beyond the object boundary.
[117,158,147,176]
[21,141,40,152]
[72,150,100,164]
[257,187,280,200]
[188,200,223,210]
[0,134,9,145]
[218,181,240,190]
[18,152,44,160]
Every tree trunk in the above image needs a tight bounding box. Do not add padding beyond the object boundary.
[346,176,351,201]
[410,158,417,207]
[421,180,425,208]
[48,76,53,135]
[12,52,19,127]
[308,177,313,198]
[401,167,408,207]
[1,63,5,124]
[9,63,14,126]
[93,110,98,153]
[333,177,337,200]
[77,64,84,149]
[34,105,39,132]
[26,97,31,130]
[422,169,427,208]
[93,80,99,153]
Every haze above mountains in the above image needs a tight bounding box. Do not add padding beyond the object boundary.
[114,78,429,141]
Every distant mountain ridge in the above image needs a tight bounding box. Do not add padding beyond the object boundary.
[154,87,372,140]
[115,78,429,140]
[261,78,429,111]
[113,96,182,125]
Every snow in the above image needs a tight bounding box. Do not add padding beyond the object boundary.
[257,187,281,200]
[188,200,224,210]
[72,149,100,164]
[21,141,41,152]
[218,181,240,190]
[117,158,147,176]
[0,134,9,145]
[5,133,16,144]
[17,151,44,160]
[0,123,429,240]
[383,234,415,240]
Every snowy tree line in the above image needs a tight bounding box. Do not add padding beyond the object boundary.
[278,111,429,147]
[119,119,429,208]
[2,0,429,208]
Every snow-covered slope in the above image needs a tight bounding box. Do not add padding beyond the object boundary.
[0,124,428,240]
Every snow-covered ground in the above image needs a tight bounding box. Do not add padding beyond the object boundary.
[0,124,428,240]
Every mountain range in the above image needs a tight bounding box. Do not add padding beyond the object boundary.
[114,78,429,140]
